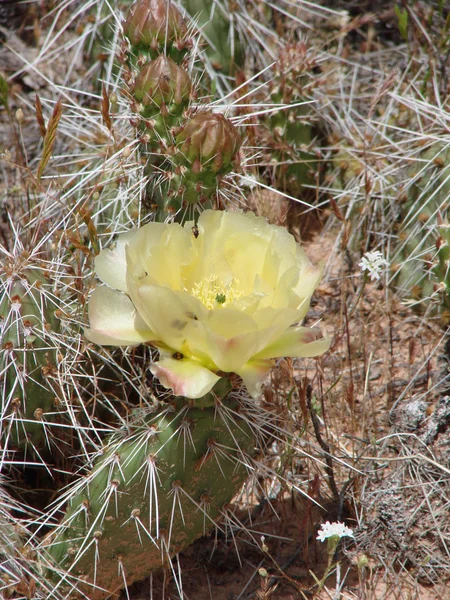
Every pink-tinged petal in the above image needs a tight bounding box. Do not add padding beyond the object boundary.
[84,286,156,346]
[150,357,220,398]
[201,308,301,372]
[237,360,273,398]
[95,231,137,291]
[198,309,261,372]
[253,326,330,360]
[203,329,260,373]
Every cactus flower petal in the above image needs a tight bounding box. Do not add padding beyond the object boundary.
[150,356,221,398]
[237,360,273,398]
[85,286,156,345]
[86,210,329,398]
[131,284,208,352]
[95,231,136,292]
[253,325,330,360]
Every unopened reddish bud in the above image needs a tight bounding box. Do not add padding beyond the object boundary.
[133,56,191,109]
[124,0,187,51]
[176,111,241,173]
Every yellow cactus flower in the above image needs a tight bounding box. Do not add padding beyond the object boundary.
[85,210,330,398]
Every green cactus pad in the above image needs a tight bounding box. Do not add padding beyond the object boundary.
[44,397,258,597]
[1,269,61,451]
[394,143,450,314]
[180,0,245,75]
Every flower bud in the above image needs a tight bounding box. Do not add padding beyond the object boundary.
[176,111,241,174]
[133,56,191,115]
[124,0,187,54]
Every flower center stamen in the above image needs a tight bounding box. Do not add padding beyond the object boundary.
[189,275,242,309]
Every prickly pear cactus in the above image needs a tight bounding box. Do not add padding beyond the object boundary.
[165,110,242,208]
[27,2,248,593]
[261,43,319,200]
[431,221,450,321]
[0,266,61,451]
[151,110,241,219]
[180,0,245,76]
[119,0,243,221]
[45,394,259,598]
[393,142,450,312]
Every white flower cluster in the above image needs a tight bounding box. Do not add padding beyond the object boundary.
[358,250,389,281]
[316,521,354,542]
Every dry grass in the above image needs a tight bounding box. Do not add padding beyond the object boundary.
[1,1,449,599]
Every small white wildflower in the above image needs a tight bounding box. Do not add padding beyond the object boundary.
[358,250,389,281]
[316,521,354,542]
